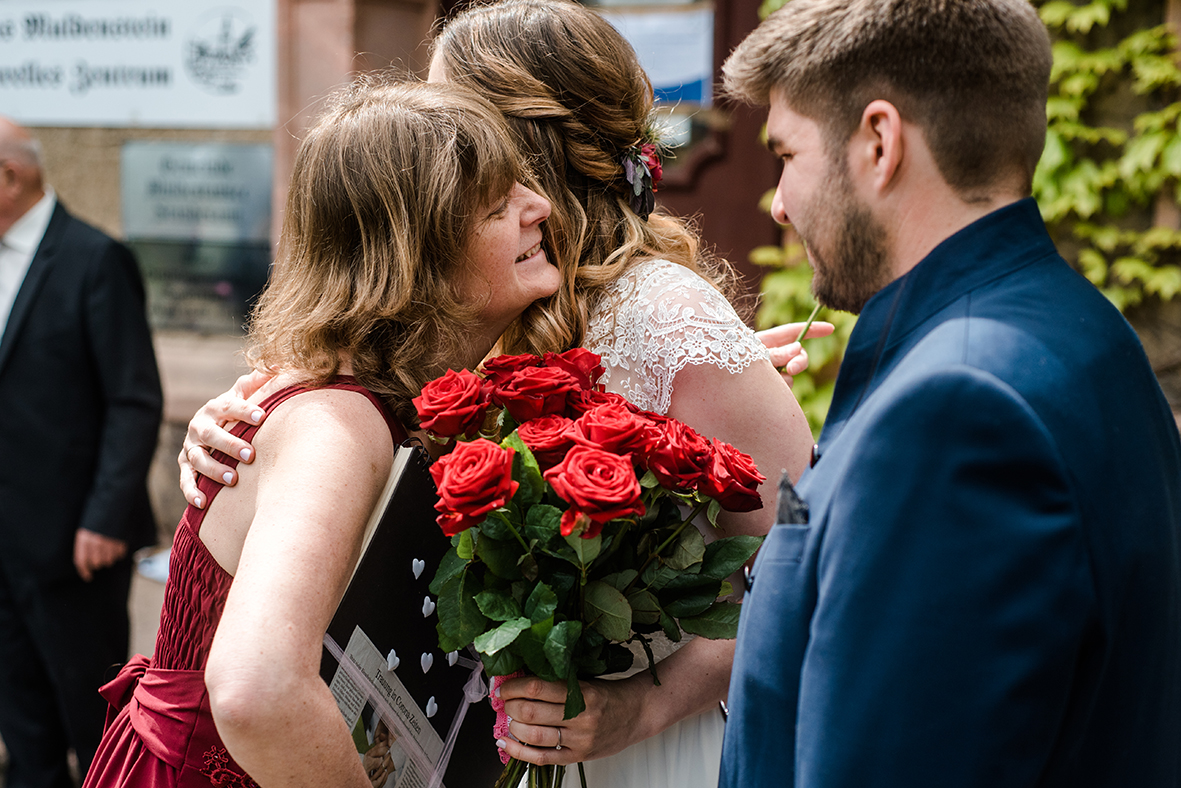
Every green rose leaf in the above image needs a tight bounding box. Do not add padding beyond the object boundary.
[563,532,602,567]
[700,535,764,580]
[436,571,488,652]
[706,498,722,528]
[584,580,632,641]
[664,525,705,571]
[475,589,523,621]
[543,619,583,678]
[679,601,742,639]
[474,616,531,655]
[481,647,524,678]
[516,621,558,680]
[476,534,524,580]
[641,560,681,591]
[563,672,586,720]
[659,610,682,643]
[639,469,660,489]
[660,575,722,618]
[627,589,662,626]
[457,529,475,560]
[601,569,639,592]
[481,509,516,541]
[503,431,545,507]
[524,504,563,543]
[525,582,558,624]
[429,548,467,596]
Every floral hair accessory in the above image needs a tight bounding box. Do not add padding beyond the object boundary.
[621,142,663,221]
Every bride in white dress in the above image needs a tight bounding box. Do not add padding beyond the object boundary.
[178,2,825,786]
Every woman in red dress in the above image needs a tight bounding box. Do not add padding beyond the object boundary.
[81,76,558,788]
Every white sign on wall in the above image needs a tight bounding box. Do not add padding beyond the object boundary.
[0,0,276,128]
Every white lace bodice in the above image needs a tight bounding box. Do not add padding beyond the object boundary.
[584,259,770,416]
[583,258,768,678]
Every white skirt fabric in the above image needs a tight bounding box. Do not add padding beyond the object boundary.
[561,705,725,788]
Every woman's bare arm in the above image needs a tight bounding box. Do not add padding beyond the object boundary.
[204,389,393,788]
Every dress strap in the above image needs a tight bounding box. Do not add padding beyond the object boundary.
[188,376,408,531]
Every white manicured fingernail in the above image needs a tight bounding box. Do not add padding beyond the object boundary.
[194,496,203,509]
[496,739,507,750]
[251,410,264,423]
[222,472,234,485]
[240,448,252,461]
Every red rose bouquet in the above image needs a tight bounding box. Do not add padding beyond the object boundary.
[417,349,765,788]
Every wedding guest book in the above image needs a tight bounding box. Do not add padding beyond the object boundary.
[321,441,503,788]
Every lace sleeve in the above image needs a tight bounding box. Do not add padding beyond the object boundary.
[583,259,770,415]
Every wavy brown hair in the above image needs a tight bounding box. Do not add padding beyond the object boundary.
[244,76,524,425]
[432,0,736,355]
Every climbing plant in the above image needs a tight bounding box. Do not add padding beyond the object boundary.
[751,0,1181,433]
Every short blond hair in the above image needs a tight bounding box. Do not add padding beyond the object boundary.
[245,76,524,425]
[723,0,1052,196]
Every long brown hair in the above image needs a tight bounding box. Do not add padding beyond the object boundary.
[432,0,736,355]
[244,75,525,424]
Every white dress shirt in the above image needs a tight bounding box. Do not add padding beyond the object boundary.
[0,187,56,341]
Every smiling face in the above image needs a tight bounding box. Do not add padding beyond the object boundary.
[459,182,559,335]
[766,95,890,314]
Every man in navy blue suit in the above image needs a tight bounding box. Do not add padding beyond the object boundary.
[719,1,1181,786]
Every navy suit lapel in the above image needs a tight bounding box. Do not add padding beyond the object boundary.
[0,203,68,378]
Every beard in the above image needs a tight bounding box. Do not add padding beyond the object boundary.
[798,158,891,315]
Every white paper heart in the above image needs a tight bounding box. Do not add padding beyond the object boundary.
[421,652,434,673]
[386,649,400,672]
[422,596,436,617]
[426,696,438,718]
[447,651,458,667]
[412,558,425,579]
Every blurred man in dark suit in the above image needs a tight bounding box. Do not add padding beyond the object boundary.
[0,116,162,788]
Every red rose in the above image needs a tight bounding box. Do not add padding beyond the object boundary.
[429,439,519,536]
[566,389,640,418]
[481,353,543,387]
[698,439,766,512]
[516,415,575,469]
[542,348,605,391]
[413,368,491,439]
[543,446,645,538]
[640,143,662,191]
[645,419,714,491]
[492,366,581,423]
[568,402,660,461]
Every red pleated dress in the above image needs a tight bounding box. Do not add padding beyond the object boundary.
[82,379,405,788]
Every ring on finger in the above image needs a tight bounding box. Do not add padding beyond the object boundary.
[555,728,562,750]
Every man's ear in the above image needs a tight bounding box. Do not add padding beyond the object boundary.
[850,99,903,194]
